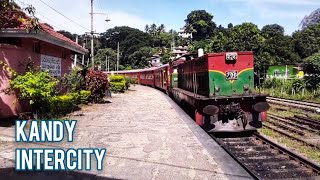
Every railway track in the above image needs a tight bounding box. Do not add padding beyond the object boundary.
[266,97,320,113]
[211,132,320,180]
[266,113,320,149]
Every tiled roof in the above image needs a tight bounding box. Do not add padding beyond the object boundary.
[10,15,86,52]
[40,23,85,50]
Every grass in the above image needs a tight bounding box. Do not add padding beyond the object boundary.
[259,127,320,164]
[268,104,320,121]
[257,87,320,103]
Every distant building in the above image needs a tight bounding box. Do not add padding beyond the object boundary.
[178,28,192,39]
[171,46,189,59]
[149,55,162,67]
[0,23,88,118]
[266,64,304,79]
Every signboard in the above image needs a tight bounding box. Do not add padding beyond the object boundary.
[41,54,61,77]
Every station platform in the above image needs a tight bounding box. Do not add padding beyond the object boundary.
[0,85,252,180]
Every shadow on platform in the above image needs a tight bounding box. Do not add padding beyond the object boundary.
[0,167,120,180]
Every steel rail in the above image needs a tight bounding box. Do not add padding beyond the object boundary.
[210,132,320,180]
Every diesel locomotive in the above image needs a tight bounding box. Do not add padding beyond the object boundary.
[106,51,269,132]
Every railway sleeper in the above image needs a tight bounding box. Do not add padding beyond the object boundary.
[285,117,320,130]
[266,119,305,136]
[218,141,257,147]
[263,124,320,149]
[269,115,319,135]
[294,115,320,125]
[238,155,289,162]
[218,137,253,143]
[244,160,296,167]
[254,169,314,179]
[232,150,275,157]
[226,145,270,152]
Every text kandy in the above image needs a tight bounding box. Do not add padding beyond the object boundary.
[15,120,106,171]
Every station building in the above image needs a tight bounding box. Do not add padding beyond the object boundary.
[0,23,88,118]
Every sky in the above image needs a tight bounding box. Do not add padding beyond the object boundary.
[16,0,320,35]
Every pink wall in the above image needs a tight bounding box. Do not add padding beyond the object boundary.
[0,37,74,118]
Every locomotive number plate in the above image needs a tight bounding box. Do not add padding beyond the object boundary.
[226,71,238,80]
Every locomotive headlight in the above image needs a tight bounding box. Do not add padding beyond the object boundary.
[214,87,220,92]
[253,102,270,112]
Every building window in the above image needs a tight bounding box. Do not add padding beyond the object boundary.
[33,41,40,53]
[62,49,66,59]
[0,37,22,46]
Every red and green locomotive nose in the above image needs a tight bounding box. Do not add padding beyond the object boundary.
[208,52,254,96]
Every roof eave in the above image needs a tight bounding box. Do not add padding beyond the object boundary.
[0,29,88,54]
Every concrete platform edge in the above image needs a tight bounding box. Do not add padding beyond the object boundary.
[161,92,253,180]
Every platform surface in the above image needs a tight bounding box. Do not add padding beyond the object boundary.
[0,85,252,180]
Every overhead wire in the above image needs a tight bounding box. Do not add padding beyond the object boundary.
[38,0,90,31]
[14,0,75,32]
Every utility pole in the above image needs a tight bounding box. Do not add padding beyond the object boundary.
[74,35,78,67]
[90,0,94,69]
[117,42,119,71]
[108,56,110,72]
[82,42,85,65]
[105,55,108,71]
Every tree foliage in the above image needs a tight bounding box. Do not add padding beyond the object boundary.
[184,10,216,41]
[0,0,40,31]
[293,24,320,59]
[94,48,117,70]
[302,53,320,89]
[261,24,284,38]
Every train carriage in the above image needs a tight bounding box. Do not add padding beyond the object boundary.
[105,51,269,133]
[154,64,169,92]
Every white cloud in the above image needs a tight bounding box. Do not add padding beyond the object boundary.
[16,0,151,34]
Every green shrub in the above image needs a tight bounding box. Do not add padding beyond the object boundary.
[9,70,59,115]
[79,90,91,104]
[48,93,76,116]
[109,75,126,92]
[110,82,126,92]
[109,75,125,82]
[62,67,86,92]
[124,76,137,89]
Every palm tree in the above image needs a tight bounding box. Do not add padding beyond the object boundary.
[150,23,157,36]
[145,24,149,33]
[157,24,166,34]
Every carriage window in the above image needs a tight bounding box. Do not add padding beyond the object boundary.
[274,69,279,77]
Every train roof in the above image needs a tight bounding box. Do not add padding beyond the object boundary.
[104,64,169,74]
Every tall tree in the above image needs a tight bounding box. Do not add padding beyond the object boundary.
[150,23,157,36]
[94,48,117,71]
[293,24,320,58]
[261,24,284,38]
[225,22,264,52]
[260,24,299,65]
[99,26,153,67]
[145,24,149,33]
[302,53,320,89]
[184,10,216,41]
[127,47,155,68]
[157,24,165,34]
